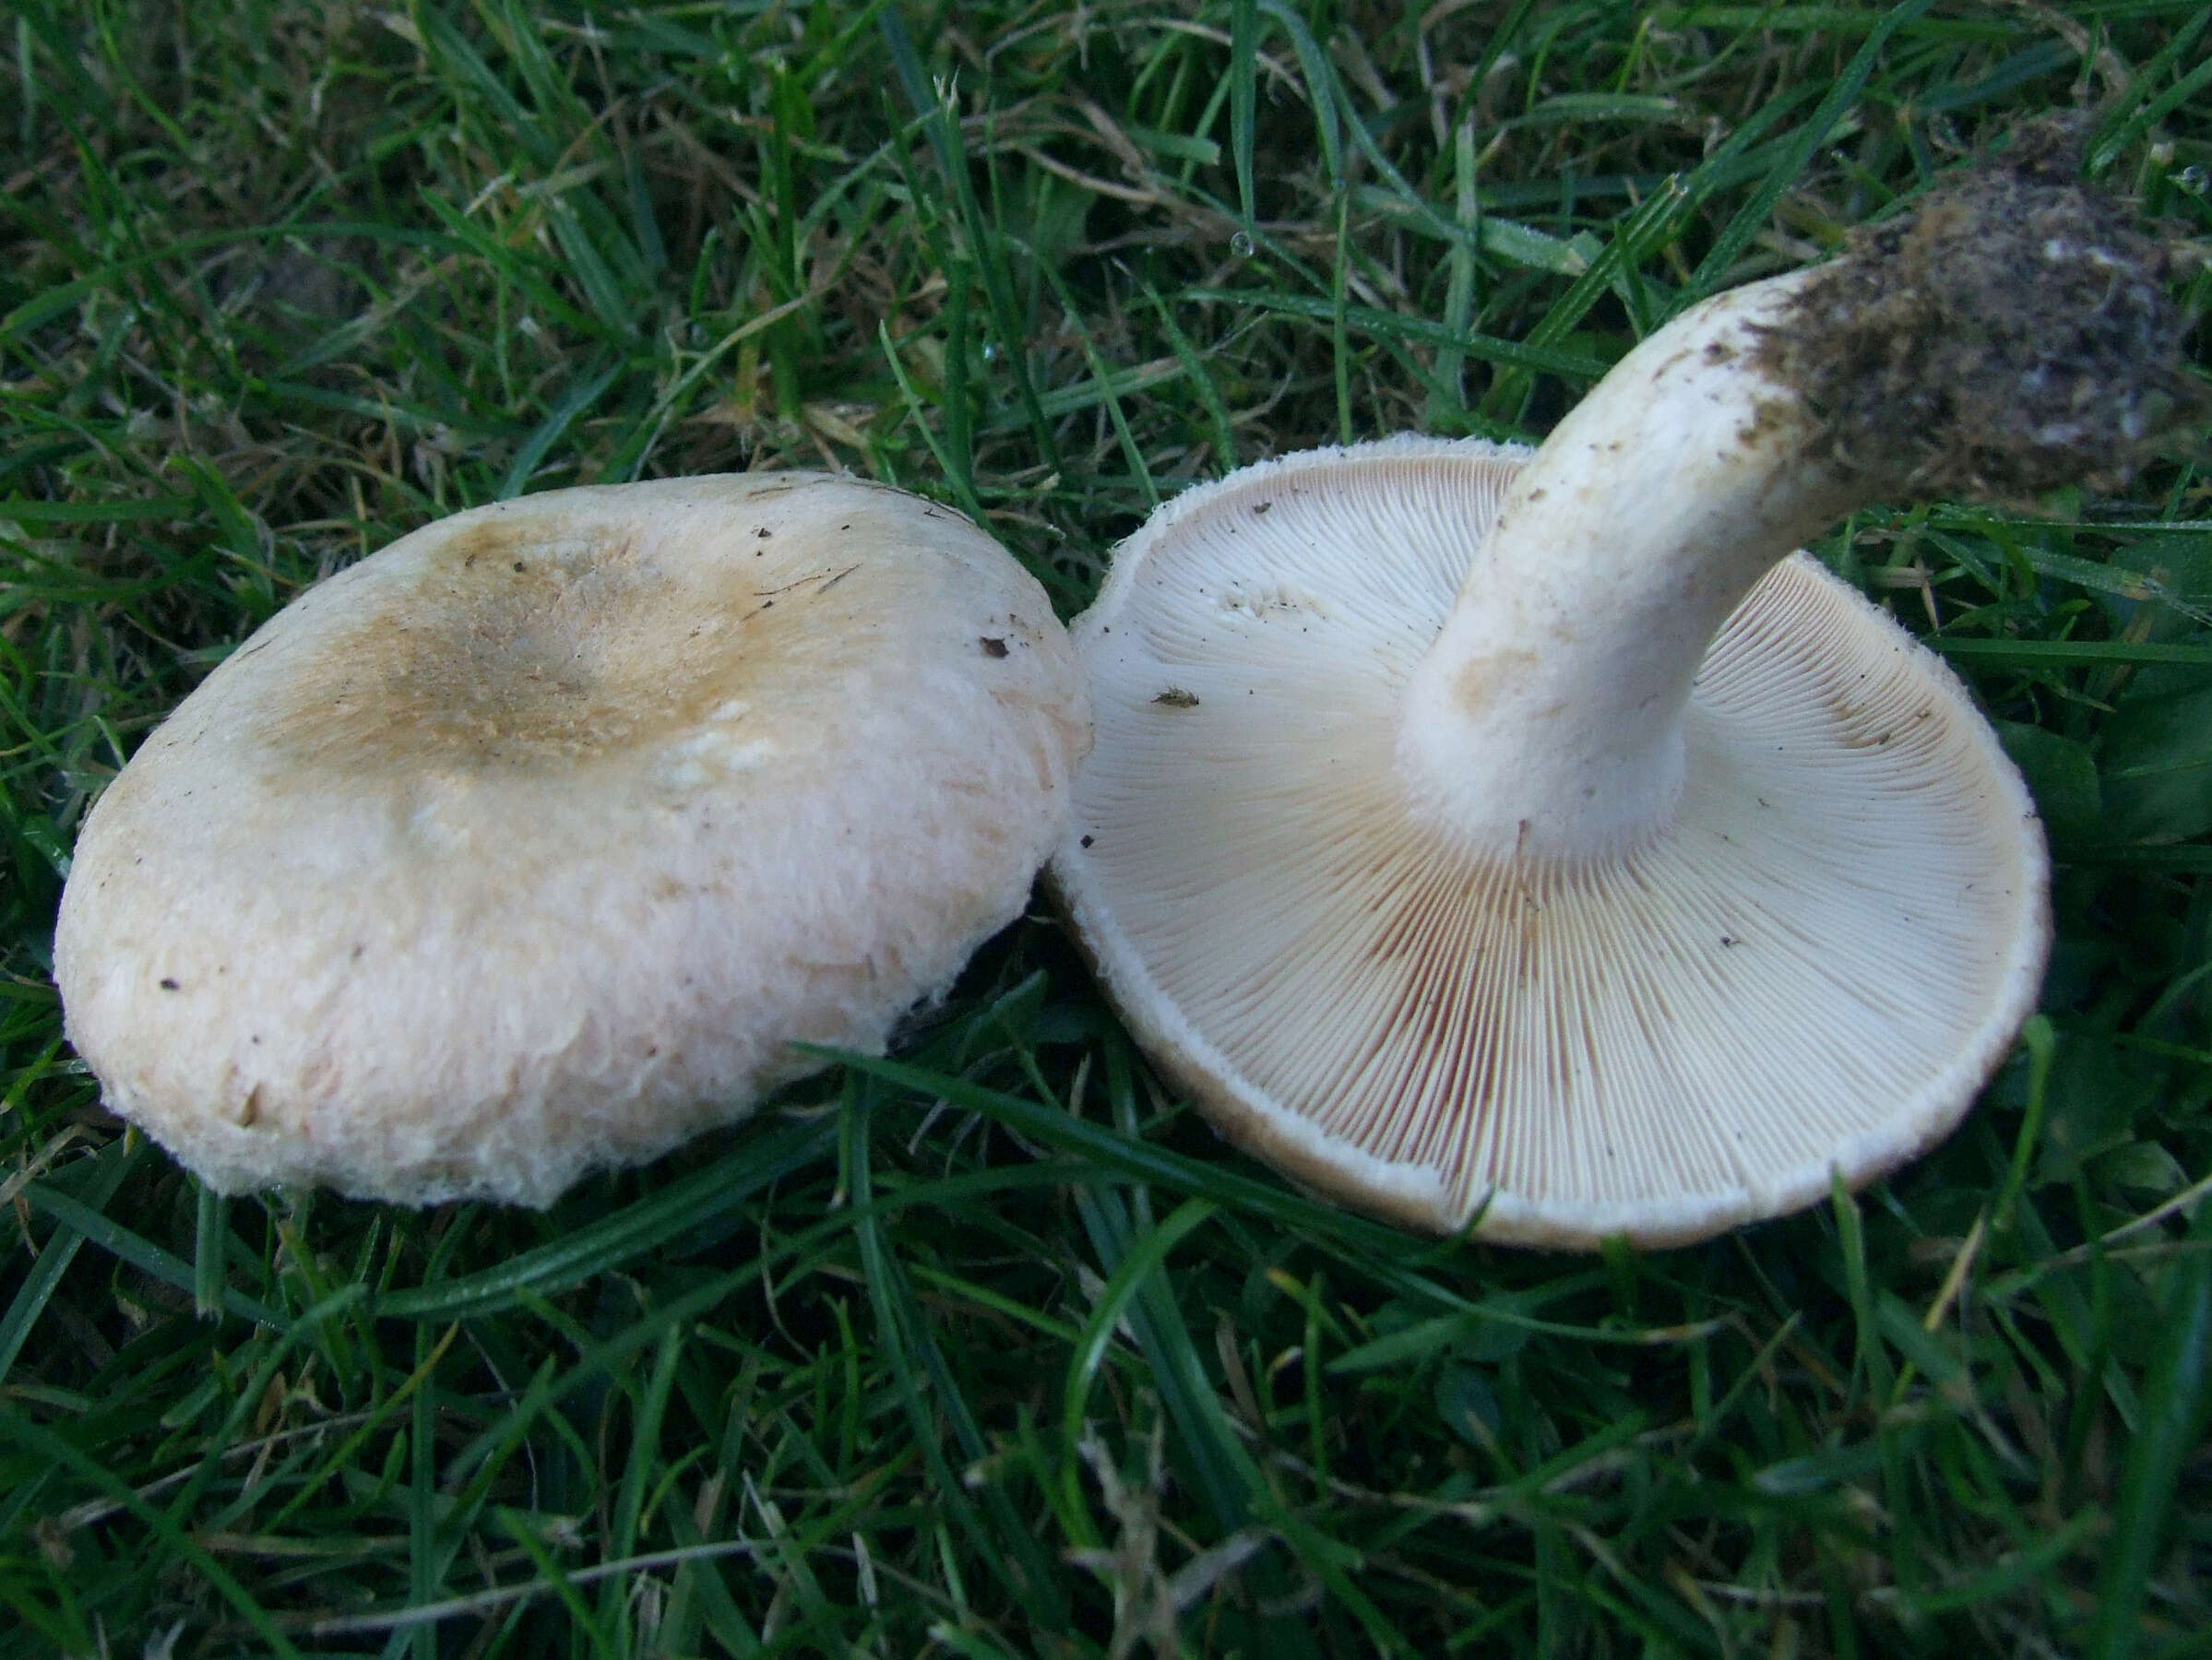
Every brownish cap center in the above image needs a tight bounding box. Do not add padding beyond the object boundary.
[249,509,878,776]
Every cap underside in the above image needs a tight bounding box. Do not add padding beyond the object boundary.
[1055,438,2048,1247]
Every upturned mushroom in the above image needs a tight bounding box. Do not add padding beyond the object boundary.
[56,474,1088,1206]
[1053,152,2195,1247]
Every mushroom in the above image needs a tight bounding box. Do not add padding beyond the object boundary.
[55,474,1088,1206]
[1052,154,2194,1247]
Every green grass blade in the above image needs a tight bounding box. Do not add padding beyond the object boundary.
[2092,1203,2212,1659]
[1684,0,1935,299]
[498,351,622,500]
[370,1117,838,1321]
[1061,1196,1214,1452]
[0,1404,307,1659]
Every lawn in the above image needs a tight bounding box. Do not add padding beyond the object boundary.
[3,2,2210,1654]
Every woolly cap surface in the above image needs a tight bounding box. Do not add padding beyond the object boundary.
[1052,439,2047,1248]
[56,474,1088,1205]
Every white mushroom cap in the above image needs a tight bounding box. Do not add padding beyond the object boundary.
[1052,436,2047,1248]
[56,474,1088,1206]
[1052,155,2193,1250]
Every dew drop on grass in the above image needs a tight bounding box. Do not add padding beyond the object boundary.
[1230,229,1255,258]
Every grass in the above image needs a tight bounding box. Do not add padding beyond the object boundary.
[1,0,2209,1654]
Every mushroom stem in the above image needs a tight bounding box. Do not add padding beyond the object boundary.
[1397,271,1857,858]
[1398,151,2191,860]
